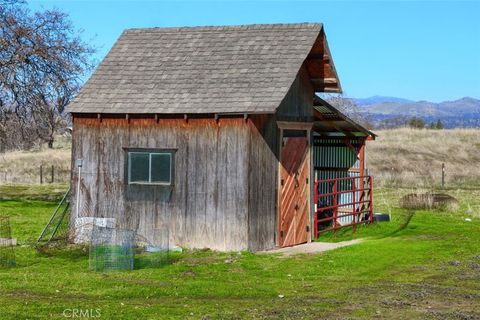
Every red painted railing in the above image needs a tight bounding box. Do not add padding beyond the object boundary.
[313,175,373,238]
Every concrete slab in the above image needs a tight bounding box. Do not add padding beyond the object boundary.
[260,239,361,256]
[0,238,17,246]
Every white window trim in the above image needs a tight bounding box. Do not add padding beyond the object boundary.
[128,151,172,186]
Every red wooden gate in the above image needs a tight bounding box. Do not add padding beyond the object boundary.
[313,175,373,238]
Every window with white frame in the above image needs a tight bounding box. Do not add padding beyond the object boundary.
[127,150,174,185]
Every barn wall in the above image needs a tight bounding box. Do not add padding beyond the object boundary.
[70,64,315,252]
[247,115,279,251]
[70,117,249,251]
[276,65,314,121]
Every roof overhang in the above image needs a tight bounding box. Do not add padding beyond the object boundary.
[312,96,376,139]
[304,27,342,93]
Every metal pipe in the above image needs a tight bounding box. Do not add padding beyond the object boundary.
[75,160,83,220]
[333,180,337,229]
[352,178,356,234]
[37,187,71,243]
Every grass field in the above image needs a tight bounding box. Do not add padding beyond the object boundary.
[0,136,71,184]
[367,128,480,187]
[1,186,479,319]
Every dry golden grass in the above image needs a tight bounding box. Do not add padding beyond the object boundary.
[0,135,71,184]
[1,128,479,188]
[367,128,480,187]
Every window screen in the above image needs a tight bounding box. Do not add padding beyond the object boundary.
[129,153,149,183]
[151,153,171,183]
[128,151,173,185]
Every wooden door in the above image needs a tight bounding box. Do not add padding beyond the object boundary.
[279,135,310,247]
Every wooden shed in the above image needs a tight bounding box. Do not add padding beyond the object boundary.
[68,23,374,251]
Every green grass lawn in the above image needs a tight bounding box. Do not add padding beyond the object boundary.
[0,186,479,319]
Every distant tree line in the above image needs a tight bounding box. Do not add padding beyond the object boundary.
[374,116,444,130]
[0,0,94,152]
[322,95,446,131]
[403,117,443,130]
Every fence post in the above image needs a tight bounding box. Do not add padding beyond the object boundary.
[40,165,43,184]
[51,165,54,184]
[441,163,445,189]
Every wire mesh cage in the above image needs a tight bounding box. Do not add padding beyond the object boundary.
[135,228,170,269]
[0,216,16,267]
[89,226,135,272]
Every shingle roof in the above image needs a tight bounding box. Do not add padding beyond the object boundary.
[69,23,332,114]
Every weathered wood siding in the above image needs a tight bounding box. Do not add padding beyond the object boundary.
[247,115,279,251]
[71,117,249,251]
[276,66,314,121]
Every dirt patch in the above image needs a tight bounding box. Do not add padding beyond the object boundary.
[400,193,459,210]
[260,240,361,256]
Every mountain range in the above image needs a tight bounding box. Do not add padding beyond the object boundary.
[353,96,480,128]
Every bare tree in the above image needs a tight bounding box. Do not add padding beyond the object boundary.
[0,0,94,148]
[322,94,373,129]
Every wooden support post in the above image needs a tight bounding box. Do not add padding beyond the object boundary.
[358,142,366,215]
[40,165,43,184]
[313,181,319,239]
[51,165,54,184]
[369,176,374,224]
[442,163,445,189]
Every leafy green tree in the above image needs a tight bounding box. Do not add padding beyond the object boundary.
[408,117,425,129]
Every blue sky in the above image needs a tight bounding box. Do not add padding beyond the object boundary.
[29,0,480,102]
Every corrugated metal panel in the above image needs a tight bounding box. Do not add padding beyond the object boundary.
[313,136,363,225]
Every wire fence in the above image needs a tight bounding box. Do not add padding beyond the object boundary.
[0,216,16,267]
[0,165,70,184]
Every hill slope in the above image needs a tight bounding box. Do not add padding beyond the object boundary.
[366,128,480,187]
[356,96,480,128]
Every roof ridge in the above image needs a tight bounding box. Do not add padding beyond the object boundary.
[124,22,322,33]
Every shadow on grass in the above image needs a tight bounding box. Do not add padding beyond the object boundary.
[35,244,89,261]
[134,255,171,270]
[387,210,416,237]
[316,209,417,242]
